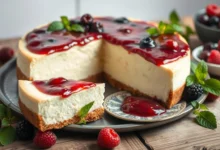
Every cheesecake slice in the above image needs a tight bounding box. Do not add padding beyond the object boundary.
[18,78,105,131]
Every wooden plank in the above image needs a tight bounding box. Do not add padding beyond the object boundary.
[139,98,220,150]
[1,131,146,150]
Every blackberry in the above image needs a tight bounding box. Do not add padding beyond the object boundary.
[186,84,204,100]
[16,120,35,140]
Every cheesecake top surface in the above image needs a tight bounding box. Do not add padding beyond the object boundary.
[25,16,189,66]
[32,77,96,98]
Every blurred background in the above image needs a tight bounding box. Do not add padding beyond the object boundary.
[1,0,220,39]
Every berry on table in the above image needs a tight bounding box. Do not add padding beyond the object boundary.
[33,130,57,149]
[97,127,120,149]
[186,84,204,100]
[16,120,35,140]
[206,4,220,17]
[139,37,156,48]
[80,14,93,25]
[207,50,220,64]
[0,47,14,63]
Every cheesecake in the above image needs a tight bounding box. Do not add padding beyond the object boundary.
[17,15,191,108]
[18,77,105,131]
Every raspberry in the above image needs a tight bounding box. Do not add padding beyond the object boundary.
[207,93,219,101]
[0,47,14,63]
[186,84,204,100]
[33,130,57,149]
[207,50,220,64]
[16,120,35,140]
[97,127,120,149]
[206,4,220,17]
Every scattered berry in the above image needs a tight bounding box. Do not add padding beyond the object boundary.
[114,17,130,24]
[97,127,120,149]
[206,4,220,17]
[140,37,156,48]
[207,50,220,64]
[80,14,93,25]
[0,47,14,63]
[186,84,204,100]
[16,120,35,140]
[207,93,219,101]
[90,22,104,33]
[33,130,57,149]
[165,39,179,50]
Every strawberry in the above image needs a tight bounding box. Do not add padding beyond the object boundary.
[206,4,220,17]
[97,127,120,149]
[207,50,220,64]
[207,93,219,101]
[33,130,57,149]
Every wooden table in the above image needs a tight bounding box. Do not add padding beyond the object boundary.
[0,18,220,150]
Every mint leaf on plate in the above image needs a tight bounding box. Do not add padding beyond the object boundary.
[0,126,16,146]
[71,24,85,32]
[0,104,6,120]
[191,101,199,109]
[48,21,64,31]
[186,74,197,86]
[196,111,217,129]
[195,60,208,84]
[78,101,94,124]
[202,78,220,96]
[169,10,180,24]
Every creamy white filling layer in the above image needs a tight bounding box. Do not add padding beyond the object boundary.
[18,39,103,80]
[19,80,105,125]
[103,41,190,103]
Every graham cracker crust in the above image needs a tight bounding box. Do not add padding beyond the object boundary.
[104,73,185,108]
[16,65,104,82]
[19,100,104,132]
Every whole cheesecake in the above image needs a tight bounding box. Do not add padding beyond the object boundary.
[17,15,191,108]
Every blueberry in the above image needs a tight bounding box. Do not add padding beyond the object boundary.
[198,14,210,25]
[203,42,217,51]
[209,16,219,26]
[114,17,130,24]
[139,37,156,48]
[90,22,104,33]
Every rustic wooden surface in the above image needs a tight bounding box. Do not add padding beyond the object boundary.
[0,17,220,150]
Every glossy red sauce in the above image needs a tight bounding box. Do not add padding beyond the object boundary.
[121,96,166,117]
[25,17,189,65]
[32,77,96,98]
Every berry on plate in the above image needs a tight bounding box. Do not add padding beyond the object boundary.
[16,120,35,140]
[0,47,14,63]
[206,4,220,17]
[33,130,57,149]
[207,50,220,64]
[186,84,204,100]
[97,127,120,149]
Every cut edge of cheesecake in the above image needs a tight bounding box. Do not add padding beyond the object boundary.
[18,80,105,131]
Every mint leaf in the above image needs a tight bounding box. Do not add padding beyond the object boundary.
[191,101,199,109]
[78,101,94,123]
[61,16,71,31]
[195,61,208,84]
[203,78,220,96]
[186,74,197,86]
[6,107,12,119]
[185,25,195,36]
[191,62,197,73]
[1,118,10,127]
[0,104,6,120]
[158,21,167,34]
[71,24,85,32]
[146,27,159,36]
[196,111,217,129]
[47,21,64,31]
[0,126,16,146]
[169,10,180,24]
[200,104,209,111]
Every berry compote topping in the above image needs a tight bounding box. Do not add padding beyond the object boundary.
[25,16,189,66]
[32,77,96,98]
[121,96,166,117]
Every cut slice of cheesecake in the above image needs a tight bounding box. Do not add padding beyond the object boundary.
[18,78,105,131]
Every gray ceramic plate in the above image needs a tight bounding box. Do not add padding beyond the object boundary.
[0,58,208,133]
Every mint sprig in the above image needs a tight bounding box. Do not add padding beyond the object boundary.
[191,102,217,129]
[186,61,220,96]
[77,101,94,124]
[48,16,85,32]
[146,10,195,42]
[0,104,16,146]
